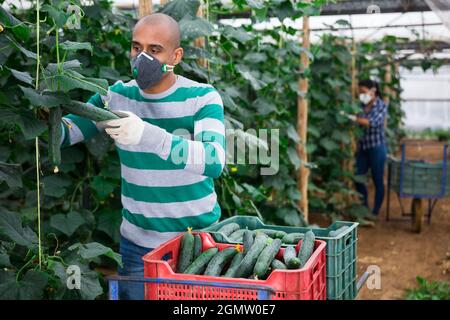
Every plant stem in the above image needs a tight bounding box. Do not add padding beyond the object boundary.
[16,255,36,281]
[35,0,42,271]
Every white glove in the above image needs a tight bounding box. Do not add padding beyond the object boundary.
[339,111,357,122]
[102,110,145,145]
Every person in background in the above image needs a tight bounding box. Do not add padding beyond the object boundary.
[343,79,388,223]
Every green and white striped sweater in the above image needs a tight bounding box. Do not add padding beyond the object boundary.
[60,75,225,248]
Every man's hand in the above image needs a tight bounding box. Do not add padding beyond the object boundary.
[101,110,145,145]
[339,111,357,122]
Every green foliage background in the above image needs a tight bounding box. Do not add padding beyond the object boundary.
[0,0,442,299]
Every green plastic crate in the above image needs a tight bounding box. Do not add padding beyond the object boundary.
[389,158,449,196]
[200,215,358,300]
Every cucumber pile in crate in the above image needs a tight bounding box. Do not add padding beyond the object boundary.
[202,216,359,300]
[176,228,317,280]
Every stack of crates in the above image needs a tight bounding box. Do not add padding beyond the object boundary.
[202,216,358,300]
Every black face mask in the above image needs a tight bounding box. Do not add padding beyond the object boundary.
[130,52,174,90]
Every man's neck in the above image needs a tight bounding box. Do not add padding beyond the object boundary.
[143,72,177,94]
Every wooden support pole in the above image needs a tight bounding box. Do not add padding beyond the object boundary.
[343,39,359,204]
[194,2,208,68]
[383,56,392,129]
[297,3,311,223]
[384,59,392,106]
[139,0,152,18]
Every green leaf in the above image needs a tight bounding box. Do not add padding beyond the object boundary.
[19,86,70,108]
[0,254,11,267]
[287,125,300,143]
[287,147,301,170]
[20,207,38,222]
[223,26,254,44]
[0,107,47,139]
[90,176,118,200]
[78,270,104,300]
[85,131,113,160]
[59,41,93,54]
[46,60,82,72]
[320,138,339,151]
[0,270,48,300]
[4,34,36,59]
[179,16,214,40]
[232,193,241,207]
[99,67,121,80]
[52,252,104,299]
[50,211,86,237]
[97,209,122,243]
[247,0,265,10]
[254,97,276,115]
[0,209,38,248]
[235,64,267,91]
[16,110,47,139]
[44,69,109,95]
[0,7,30,41]
[0,161,22,189]
[42,175,72,198]
[41,4,68,27]
[68,242,122,267]
[0,37,14,65]
[159,0,200,21]
[7,68,33,85]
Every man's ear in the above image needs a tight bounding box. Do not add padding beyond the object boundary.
[173,47,184,65]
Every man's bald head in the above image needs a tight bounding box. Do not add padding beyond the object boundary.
[134,13,181,49]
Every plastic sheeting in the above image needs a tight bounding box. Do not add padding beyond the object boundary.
[401,65,450,130]
[425,0,450,31]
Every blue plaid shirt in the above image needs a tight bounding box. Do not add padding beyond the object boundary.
[358,97,387,150]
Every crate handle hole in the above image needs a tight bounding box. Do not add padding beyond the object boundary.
[162,252,172,261]
[345,237,351,246]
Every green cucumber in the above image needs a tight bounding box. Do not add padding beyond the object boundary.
[283,245,301,269]
[184,247,218,274]
[48,107,62,173]
[223,251,244,277]
[193,234,202,260]
[217,222,240,237]
[234,234,268,278]
[282,233,304,244]
[243,230,254,255]
[298,230,316,267]
[204,247,238,276]
[254,238,282,278]
[61,101,120,122]
[270,259,287,270]
[176,230,195,273]
[228,229,246,242]
[328,226,349,237]
[255,229,287,239]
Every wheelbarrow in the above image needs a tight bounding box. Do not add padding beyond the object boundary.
[386,141,448,233]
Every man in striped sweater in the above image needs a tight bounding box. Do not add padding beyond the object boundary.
[60,13,225,299]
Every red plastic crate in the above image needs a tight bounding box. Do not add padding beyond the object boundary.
[142,232,326,300]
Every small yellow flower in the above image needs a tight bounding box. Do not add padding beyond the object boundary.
[230,166,238,173]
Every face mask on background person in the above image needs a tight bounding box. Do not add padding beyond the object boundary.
[359,93,372,105]
[130,52,175,90]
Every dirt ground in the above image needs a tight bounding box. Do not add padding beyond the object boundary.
[312,140,450,300]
